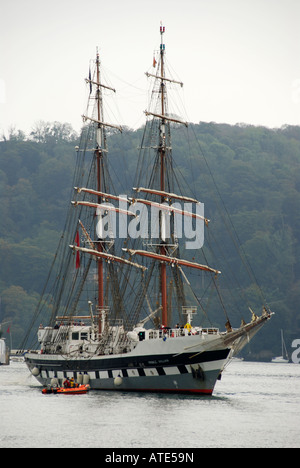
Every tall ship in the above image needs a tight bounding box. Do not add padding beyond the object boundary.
[24,26,272,395]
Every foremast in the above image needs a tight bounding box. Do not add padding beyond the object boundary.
[73,50,140,336]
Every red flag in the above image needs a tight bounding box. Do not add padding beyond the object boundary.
[75,231,80,269]
[6,327,10,334]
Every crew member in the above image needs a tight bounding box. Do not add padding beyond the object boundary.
[63,378,71,388]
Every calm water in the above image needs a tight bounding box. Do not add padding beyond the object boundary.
[0,360,299,448]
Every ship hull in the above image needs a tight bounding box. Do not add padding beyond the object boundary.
[25,345,230,395]
[25,313,272,395]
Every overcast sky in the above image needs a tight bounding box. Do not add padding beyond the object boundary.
[1,0,300,136]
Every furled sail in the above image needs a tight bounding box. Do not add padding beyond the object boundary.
[74,187,128,204]
[123,248,221,275]
[71,201,136,217]
[130,197,209,224]
[70,245,147,271]
[133,187,200,204]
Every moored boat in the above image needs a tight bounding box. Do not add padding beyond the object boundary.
[272,330,289,363]
[0,338,9,366]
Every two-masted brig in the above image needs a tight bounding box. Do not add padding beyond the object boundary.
[24,27,272,395]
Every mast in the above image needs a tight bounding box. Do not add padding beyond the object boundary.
[76,50,125,336]
[143,25,190,327]
[159,25,168,327]
[83,50,122,334]
[130,25,220,330]
[95,51,104,330]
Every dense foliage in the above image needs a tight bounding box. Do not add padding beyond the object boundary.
[0,121,299,360]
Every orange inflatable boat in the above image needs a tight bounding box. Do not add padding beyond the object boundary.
[42,384,90,395]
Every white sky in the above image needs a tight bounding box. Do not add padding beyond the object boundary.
[1,0,300,136]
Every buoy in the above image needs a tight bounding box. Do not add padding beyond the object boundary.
[83,374,90,385]
[77,373,83,385]
[50,378,59,387]
[114,375,123,386]
[31,367,40,376]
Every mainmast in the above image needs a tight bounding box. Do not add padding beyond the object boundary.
[95,51,104,322]
[159,25,168,327]
[138,26,212,328]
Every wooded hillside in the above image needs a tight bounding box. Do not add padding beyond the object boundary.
[0,121,299,360]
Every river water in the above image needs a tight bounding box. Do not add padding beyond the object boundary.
[0,360,299,448]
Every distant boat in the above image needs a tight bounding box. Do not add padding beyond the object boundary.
[272,330,289,363]
[10,350,25,363]
[0,338,9,366]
